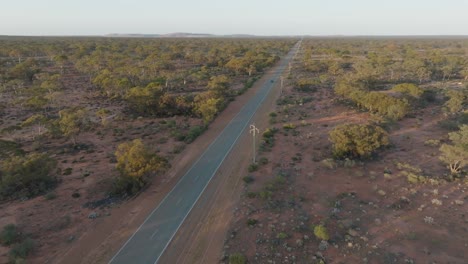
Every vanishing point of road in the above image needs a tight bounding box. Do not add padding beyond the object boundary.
[109,41,301,264]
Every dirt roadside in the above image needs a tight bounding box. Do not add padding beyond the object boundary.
[157,59,287,264]
[55,51,292,264]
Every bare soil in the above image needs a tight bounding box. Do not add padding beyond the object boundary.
[222,80,468,263]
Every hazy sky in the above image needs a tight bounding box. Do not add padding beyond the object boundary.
[1,0,467,36]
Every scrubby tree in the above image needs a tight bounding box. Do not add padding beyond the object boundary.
[194,94,222,124]
[0,153,57,200]
[329,123,390,159]
[439,125,468,174]
[444,90,467,114]
[113,139,168,195]
[58,107,90,145]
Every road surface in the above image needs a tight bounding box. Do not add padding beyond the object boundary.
[109,41,300,264]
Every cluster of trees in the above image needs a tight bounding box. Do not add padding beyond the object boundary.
[300,38,468,85]
[334,78,410,120]
[0,37,295,126]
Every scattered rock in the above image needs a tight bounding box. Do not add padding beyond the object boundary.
[348,229,359,237]
[296,239,304,247]
[88,212,99,219]
[318,240,328,251]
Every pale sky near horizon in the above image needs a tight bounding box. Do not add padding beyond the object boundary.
[1,0,467,36]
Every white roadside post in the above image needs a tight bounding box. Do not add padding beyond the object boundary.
[280,76,284,95]
[249,124,260,163]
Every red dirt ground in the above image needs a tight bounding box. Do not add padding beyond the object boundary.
[222,80,467,263]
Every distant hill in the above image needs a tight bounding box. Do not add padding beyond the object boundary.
[105,33,278,38]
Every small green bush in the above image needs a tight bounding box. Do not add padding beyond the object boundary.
[0,224,19,246]
[313,225,329,240]
[229,253,246,264]
[243,175,254,184]
[259,190,272,200]
[277,232,288,239]
[44,192,57,200]
[247,218,258,226]
[63,167,73,175]
[259,157,268,165]
[283,123,296,130]
[9,238,35,260]
[184,125,206,143]
[0,153,57,200]
[248,163,258,172]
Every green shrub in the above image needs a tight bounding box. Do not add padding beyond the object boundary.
[259,190,272,200]
[63,167,73,175]
[184,125,206,143]
[0,140,24,159]
[329,123,390,159]
[259,157,269,165]
[313,225,329,240]
[0,224,19,246]
[0,153,57,200]
[294,78,319,92]
[229,253,246,264]
[9,238,35,260]
[438,112,468,131]
[44,192,57,200]
[424,139,441,147]
[283,123,296,130]
[247,218,258,226]
[243,175,254,184]
[248,163,258,172]
[277,232,288,239]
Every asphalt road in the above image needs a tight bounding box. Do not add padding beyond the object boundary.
[109,41,300,264]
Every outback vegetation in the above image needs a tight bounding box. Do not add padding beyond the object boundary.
[224,37,467,264]
[0,36,295,263]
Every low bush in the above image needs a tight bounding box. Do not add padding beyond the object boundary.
[229,253,246,264]
[313,225,329,240]
[248,163,258,172]
[0,224,19,246]
[0,153,57,200]
[242,175,254,184]
[184,125,206,143]
[9,238,35,260]
[247,218,258,226]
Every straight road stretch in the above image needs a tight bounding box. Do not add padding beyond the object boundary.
[109,41,300,264]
